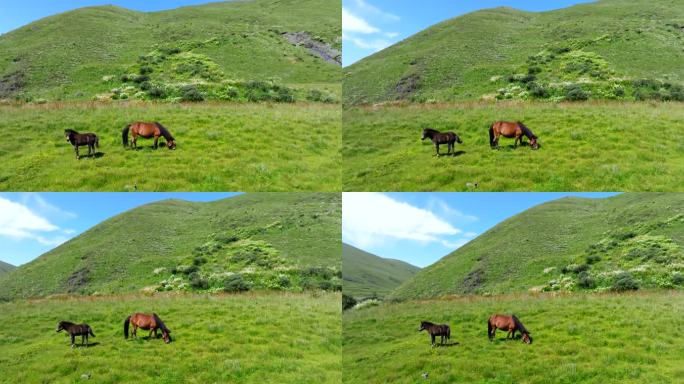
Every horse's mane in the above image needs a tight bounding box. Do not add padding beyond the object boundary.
[511,314,528,334]
[423,127,439,134]
[59,320,74,326]
[64,129,79,135]
[517,122,536,139]
[153,313,170,333]
[154,122,174,141]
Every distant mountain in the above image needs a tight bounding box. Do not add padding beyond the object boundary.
[343,243,420,298]
[393,193,684,300]
[344,0,684,104]
[0,193,341,299]
[0,0,341,102]
[0,260,15,276]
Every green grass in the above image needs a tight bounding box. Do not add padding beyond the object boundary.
[343,0,684,104]
[392,193,684,300]
[342,243,420,299]
[342,102,684,191]
[0,193,341,299]
[343,291,684,384]
[0,260,15,276]
[0,0,340,102]
[0,292,341,384]
[0,102,340,191]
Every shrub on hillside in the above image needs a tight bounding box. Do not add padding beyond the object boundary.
[132,75,150,84]
[673,273,684,285]
[189,273,209,290]
[577,271,596,289]
[342,294,357,310]
[181,85,205,102]
[586,254,601,264]
[147,85,166,99]
[612,272,639,292]
[224,274,250,292]
[139,66,154,75]
[528,82,549,98]
[564,84,589,101]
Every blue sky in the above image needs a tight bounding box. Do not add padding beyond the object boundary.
[343,192,618,268]
[0,193,240,266]
[0,0,222,35]
[343,0,595,66]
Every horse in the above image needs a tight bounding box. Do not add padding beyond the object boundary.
[421,128,463,156]
[489,121,539,149]
[124,313,172,343]
[56,321,95,348]
[418,321,451,346]
[122,122,176,150]
[64,129,99,159]
[487,314,532,344]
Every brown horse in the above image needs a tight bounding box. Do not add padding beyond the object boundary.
[489,121,538,149]
[421,128,462,156]
[56,321,95,348]
[488,314,532,344]
[122,122,176,150]
[65,129,99,159]
[124,313,172,343]
[418,321,451,346]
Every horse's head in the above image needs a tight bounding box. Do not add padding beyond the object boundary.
[418,321,429,332]
[530,137,539,150]
[421,129,429,140]
[166,140,176,150]
[522,332,532,344]
[56,321,66,332]
[64,130,72,142]
[162,329,172,343]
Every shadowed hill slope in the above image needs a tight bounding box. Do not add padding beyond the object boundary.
[342,243,419,298]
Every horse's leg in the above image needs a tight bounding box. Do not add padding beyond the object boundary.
[153,135,159,149]
[154,328,158,338]
[71,334,75,348]
[431,334,435,347]
[435,143,440,156]
[75,145,80,160]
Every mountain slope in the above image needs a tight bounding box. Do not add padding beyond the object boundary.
[0,0,341,101]
[0,261,15,276]
[392,193,684,300]
[342,243,419,298]
[0,193,341,299]
[344,0,684,104]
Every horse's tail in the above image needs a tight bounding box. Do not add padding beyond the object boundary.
[489,123,495,147]
[122,124,130,147]
[123,315,131,338]
[487,317,493,340]
[89,327,95,337]
[94,135,99,149]
[446,325,450,340]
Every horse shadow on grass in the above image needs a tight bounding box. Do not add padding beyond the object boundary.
[436,150,466,157]
[72,342,100,348]
[78,152,105,159]
[433,341,460,348]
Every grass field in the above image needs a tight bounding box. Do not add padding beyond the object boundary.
[343,291,684,384]
[0,102,340,191]
[342,101,684,191]
[0,292,340,384]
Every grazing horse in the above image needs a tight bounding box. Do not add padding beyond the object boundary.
[56,321,95,348]
[488,314,532,344]
[489,121,539,149]
[418,321,451,346]
[421,128,463,156]
[64,129,99,159]
[124,313,172,343]
[122,122,176,150]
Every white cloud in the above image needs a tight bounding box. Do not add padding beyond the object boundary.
[353,0,400,21]
[0,197,67,246]
[343,193,466,248]
[384,32,399,38]
[21,193,77,219]
[343,8,379,34]
[426,197,478,223]
[345,36,391,51]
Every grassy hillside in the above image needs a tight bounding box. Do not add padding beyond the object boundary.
[0,193,341,300]
[0,292,340,384]
[0,261,15,276]
[342,243,419,298]
[392,193,684,300]
[342,102,684,191]
[0,102,340,191]
[0,0,340,102]
[343,291,684,383]
[343,0,684,104]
